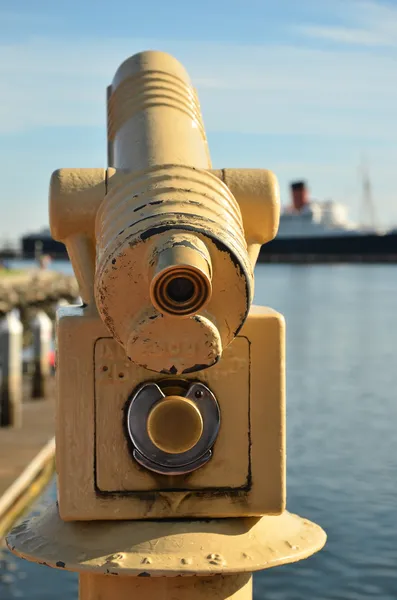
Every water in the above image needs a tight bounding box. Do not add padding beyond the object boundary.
[5,259,74,275]
[1,263,397,599]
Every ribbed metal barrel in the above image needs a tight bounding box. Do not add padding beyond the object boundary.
[107,51,210,170]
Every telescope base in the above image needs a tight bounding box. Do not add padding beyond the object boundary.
[7,503,326,577]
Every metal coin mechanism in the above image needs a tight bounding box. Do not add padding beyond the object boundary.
[127,381,220,475]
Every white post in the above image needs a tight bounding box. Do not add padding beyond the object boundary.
[56,298,69,308]
[31,311,53,399]
[0,311,23,427]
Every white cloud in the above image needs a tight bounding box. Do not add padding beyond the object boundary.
[0,34,396,139]
[301,25,389,47]
[300,0,397,47]
[1,1,397,235]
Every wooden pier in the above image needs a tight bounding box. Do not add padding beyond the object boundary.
[0,375,56,538]
[0,268,79,539]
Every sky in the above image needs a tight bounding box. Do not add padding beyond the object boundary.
[0,0,397,243]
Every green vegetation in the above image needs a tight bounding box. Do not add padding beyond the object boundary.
[0,269,26,278]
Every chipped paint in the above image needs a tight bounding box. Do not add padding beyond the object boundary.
[95,208,251,372]
[94,94,255,373]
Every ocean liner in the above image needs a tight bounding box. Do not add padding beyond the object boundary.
[258,181,397,263]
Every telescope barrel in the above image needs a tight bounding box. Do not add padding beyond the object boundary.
[95,51,253,374]
[108,51,210,170]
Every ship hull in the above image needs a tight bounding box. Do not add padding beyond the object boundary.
[21,232,397,264]
[258,232,397,263]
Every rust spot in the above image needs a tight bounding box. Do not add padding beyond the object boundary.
[206,553,226,566]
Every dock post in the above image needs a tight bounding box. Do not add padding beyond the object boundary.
[0,310,23,427]
[7,50,326,599]
[31,310,53,399]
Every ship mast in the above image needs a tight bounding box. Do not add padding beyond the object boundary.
[360,159,377,231]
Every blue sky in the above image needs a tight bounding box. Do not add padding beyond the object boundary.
[1,0,397,242]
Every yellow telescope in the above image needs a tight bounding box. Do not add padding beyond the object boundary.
[46,50,287,518]
[7,50,325,600]
[50,51,279,375]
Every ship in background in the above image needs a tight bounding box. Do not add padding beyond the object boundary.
[20,175,397,263]
[258,177,397,263]
[20,227,65,259]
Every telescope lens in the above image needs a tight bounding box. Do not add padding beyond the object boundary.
[166,277,195,304]
[151,267,211,317]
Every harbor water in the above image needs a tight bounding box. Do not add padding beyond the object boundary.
[1,263,397,599]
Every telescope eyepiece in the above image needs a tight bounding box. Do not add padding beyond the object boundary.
[151,265,211,317]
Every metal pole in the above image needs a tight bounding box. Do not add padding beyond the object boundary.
[0,310,23,427]
[79,573,252,600]
[31,310,53,399]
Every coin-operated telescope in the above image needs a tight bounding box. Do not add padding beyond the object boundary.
[7,51,325,600]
